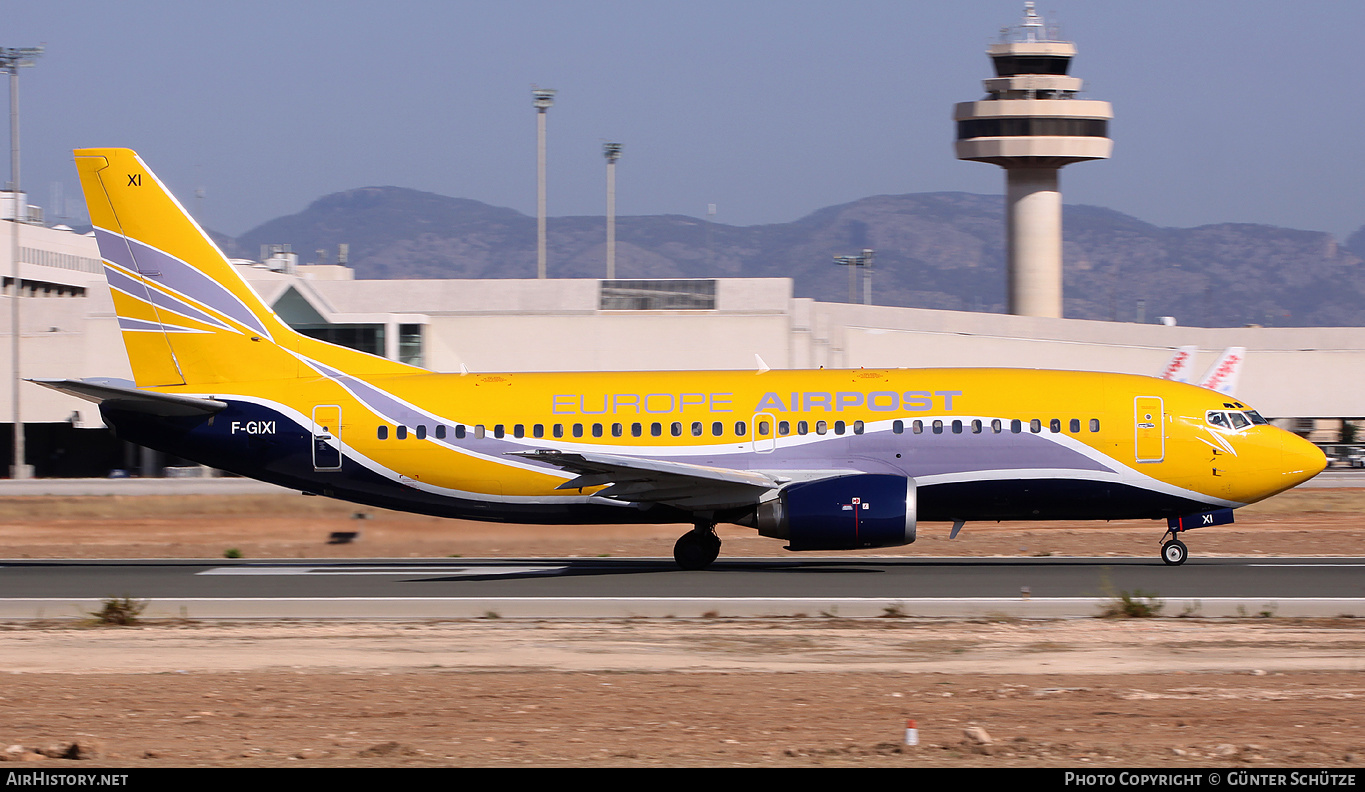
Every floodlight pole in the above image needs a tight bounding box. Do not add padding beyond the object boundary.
[603,143,622,279]
[833,249,875,305]
[532,87,556,279]
[2,45,40,480]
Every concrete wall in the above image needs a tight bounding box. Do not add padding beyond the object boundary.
[0,224,1361,430]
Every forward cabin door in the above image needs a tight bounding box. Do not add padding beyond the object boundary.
[1134,397,1165,463]
[312,405,343,471]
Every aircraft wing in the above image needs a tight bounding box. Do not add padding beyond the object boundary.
[30,378,227,417]
[507,449,780,510]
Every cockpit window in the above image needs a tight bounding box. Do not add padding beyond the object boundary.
[1208,409,1266,431]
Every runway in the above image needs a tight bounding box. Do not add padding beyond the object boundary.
[2,556,1361,619]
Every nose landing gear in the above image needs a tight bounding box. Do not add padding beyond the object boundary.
[1160,534,1188,566]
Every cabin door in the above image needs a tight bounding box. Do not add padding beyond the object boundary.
[312,405,343,471]
[1134,397,1164,463]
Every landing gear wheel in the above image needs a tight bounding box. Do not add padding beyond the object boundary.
[1161,539,1188,566]
[674,527,721,570]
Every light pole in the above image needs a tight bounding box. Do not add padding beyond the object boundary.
[532,87,556,279]
[833,249,874,305]
[2,45,40,480]
[603,142,621,279]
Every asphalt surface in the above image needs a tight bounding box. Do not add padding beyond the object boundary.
[1,556,1361,619]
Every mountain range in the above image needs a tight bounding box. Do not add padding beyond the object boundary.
[217,188,1365,328]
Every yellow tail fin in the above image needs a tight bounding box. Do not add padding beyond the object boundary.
[76,148,429,391]
[75,148,304,386]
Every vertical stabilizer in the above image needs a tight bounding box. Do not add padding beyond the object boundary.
[1158,345,1198,383]
[74,148,303,386]
[1198,347,1246,397]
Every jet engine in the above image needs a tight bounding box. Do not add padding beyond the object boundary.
[755,474,917,551]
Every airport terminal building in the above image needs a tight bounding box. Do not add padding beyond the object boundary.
[0,217,1362,477]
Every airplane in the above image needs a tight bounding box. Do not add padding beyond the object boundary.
[1158,345,1246,396]
[37,149,1326,569]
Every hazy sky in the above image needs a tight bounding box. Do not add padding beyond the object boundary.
[8,1,1365,240]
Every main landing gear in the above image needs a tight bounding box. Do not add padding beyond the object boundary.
[1160,530,1188,566]
[674,521,721,570]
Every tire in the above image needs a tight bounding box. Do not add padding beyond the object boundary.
[1161,539,1188,566]
[673,530,721,570]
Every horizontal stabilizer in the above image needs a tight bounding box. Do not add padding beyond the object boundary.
[30,378,227,417]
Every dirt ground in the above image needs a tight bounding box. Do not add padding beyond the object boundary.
[0,488,1361,767]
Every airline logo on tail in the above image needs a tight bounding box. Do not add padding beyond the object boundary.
[1158,346,1245,396]
[1159,346,1197,383]
[1197,347,1245,396]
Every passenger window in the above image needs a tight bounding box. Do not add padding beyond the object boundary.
[553,424,563,438]
[691,421,703,437]
[757,421,770,435]
[573,423,584,438]
[971,420,982,434]
[396,426,408,440]
[815,421,828,435]
[829,421,841,435]
[797,421,809,435]
[893,420,904,434]
[416,425,427,440]
[932,420,943,434]
[671,422,682,437]
[534,424,545,438]
[1049,419,1061,433]
[991,419,1002,433]
[1029,419,1041,433]
[712,422,723,437]
[474,425,486,439]
[612,423,624,437]
[651,422,663,437]
[1011,419,1022,434]
[735,421,747,436]
[912,420,923,434]
[852,420,864,435]
[493,425,504,439]
[630,423,642,437]
[1069,419,1080,433]
[778,421,790,436]
[435,425,447,440]
[513,424,525,439]
[454,424,466,439]
[592,423,603,438]
[377,425,389,440]
[951,420,962,434]
[1089,419,1100,432]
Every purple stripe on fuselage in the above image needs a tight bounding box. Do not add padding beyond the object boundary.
[94,228,269,337]
[104,264,235,332]
[306,359,1116,483]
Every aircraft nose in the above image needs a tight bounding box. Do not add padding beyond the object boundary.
[1280,431,1327,488]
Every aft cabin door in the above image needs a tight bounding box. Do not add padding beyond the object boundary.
[1134,397,1164,463]
[312,405,342,471]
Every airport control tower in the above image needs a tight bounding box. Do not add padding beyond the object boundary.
[954,3,1112,318]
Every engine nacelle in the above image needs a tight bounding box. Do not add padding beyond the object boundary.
[756,474,917,551]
